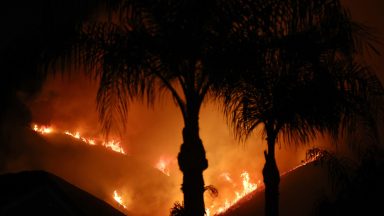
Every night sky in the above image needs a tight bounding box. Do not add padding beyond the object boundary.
[1,1,383,216]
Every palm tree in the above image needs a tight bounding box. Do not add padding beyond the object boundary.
[220,1,383,216]
[71,1,270,215]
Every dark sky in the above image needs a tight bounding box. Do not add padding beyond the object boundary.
[342,0,384,81]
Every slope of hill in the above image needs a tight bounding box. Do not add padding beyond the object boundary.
[0,170,125,216]
[219,163,333,216]
[1,126,179,216]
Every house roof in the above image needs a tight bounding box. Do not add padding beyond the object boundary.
[0,170,126,216]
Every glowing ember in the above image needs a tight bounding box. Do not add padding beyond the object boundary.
[33,124,53,134]
[155,157,171,176]
[113,190,127,209]
[32,123,125,154]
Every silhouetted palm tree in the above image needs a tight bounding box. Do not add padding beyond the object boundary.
[71,1,270,215]
[220,1,383,216]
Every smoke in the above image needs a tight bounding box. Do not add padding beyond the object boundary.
[0,71,341,216]
[2,1,382,216]
[5,72,314,216]
[0,0,384,216]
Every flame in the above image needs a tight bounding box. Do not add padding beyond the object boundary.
[113,190,127,209]
[103,140,125,154]
[205,208,211,216]
[211,157,319,215]
[33,123,125,154]
[33,123,262,215]
[240,172,257,195]
[64,131,96,146]
[155,157,171,176]
[282,152,321,176]
[33,124,53,134]
[210,171,260,215]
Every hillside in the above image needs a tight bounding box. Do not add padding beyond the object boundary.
[219,163,333,216]
[0,170,125,216]
[1,126,179,216]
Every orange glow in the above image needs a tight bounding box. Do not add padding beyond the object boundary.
[220,172,233,183]
[32,124,53,134]
[212,158,319,215]
[282,152,321,176]
[205,208,211,216]
[33,123,125,154]
[102,140,125,155]
[212,171,260,214]
[155,157,171,176]
[113,190,127,209]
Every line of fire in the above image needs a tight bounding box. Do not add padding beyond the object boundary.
[1,1,384,216]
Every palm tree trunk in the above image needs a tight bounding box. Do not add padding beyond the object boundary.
[262,128,280,216]
[177,116,208,216]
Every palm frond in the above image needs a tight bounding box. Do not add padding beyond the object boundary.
[219,0,383,147]
[306,148,357,191]
[74,20,163,134]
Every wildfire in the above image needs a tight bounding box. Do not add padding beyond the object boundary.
[64,131,96,145]
[32,123,126,155]
[205,208,211,216]
[210,171,260,215]
[155,157,171,176]
[113,190,127,209]
[103,140,125,155]
[33,124,53,134]
[33,123,262,215]
[211,157,318,215]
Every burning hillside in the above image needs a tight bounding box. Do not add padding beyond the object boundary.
[31,122,264,215]
[12,73,311,216]
[0,0,382,215]
[217,162,333,216]
[33,124,126,155]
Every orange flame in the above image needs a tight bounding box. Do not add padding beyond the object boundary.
[33,124,53,134]
[205,208,211,216]
[212,157,317,215]
[64,131,96,146]
[212,171,260,214]
[33,123,125,155]
[103,140,125,154]
[113,190,127,209]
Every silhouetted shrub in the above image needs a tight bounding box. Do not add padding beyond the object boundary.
[170,202,185,216]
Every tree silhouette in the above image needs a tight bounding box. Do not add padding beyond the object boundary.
[220,1,383,216]
[70,1,271,215]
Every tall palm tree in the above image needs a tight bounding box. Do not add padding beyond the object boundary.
[72,1,269,215]
[220,1,383,216]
